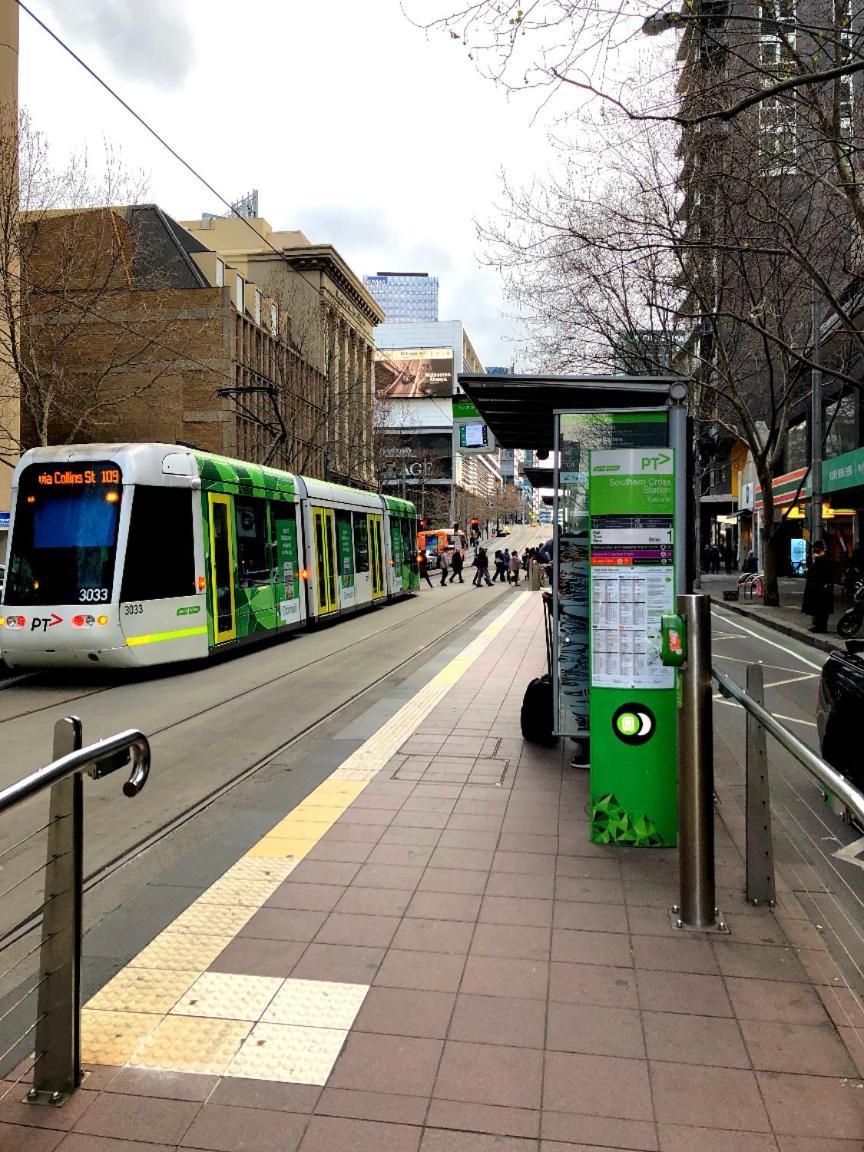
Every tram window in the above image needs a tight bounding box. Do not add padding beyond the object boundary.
[335,510,354,586]
[353,515,369,573]
[234,499,269,587]
[122,486,194,602]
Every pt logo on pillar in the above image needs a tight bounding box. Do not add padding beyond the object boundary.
[612,703,656,745]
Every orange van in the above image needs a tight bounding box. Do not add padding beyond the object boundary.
[417,529,468,569]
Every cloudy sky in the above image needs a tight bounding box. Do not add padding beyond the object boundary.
[18,0,564,367]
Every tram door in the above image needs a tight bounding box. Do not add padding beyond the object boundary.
[313,507,338,616]
[368,514,385,599]
[208,494,237,643]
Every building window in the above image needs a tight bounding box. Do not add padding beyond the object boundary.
[235,274,244,313]
[759,0,797,169]
[825,393,856,458]
[254,290,261,327]
[270,302,278,336]
[215,258,224,287]
[839,0,853,140]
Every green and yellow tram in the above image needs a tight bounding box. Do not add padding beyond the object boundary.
[0,444,418,668]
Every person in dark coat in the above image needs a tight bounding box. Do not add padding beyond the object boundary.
[418,553,433,588]
[449,549,464,584]
[473,548,492,586]
[802,541,834,633]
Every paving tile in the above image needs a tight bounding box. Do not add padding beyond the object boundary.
[493,852,557,877]
[817,985,864,1027]
[209,938,306,978]
[0,1087,96,1132]
[391,918,474,954]
[262,978,367,1029]
[548,962,637,1009]
[426,1099,539,1139]
[352,864,425,890]
[428,847,496,871]
[649,1061,770,1131]
[496,833,558,855]
[546,1002,645,1059]
[658,1125,779,1151]
[374,949,466,992]
[554,877,626,905]
[420,1130,537,1152]
[478,896,553,928]
[315,913,400,948]
[0,1127,63,1152]
[170,903,256,937]
[171,971,281,1022]
[365,844,435,869]
[85,968,199,1015]
[298,1115,421,1151]
[838,1026,864,1076]
[759,1070,864,1138]
[461,955,549,1000]
[544,1051,652,1121]
[197,880,286,909]
[553,902,628,934]
[226,1021,347,1083]
[642,1011,749,1067]
[636,970,732,1017]
[540,1110,657,1150]
[322,824,384,844]
[80,1009,160,1066]
[631,934,718,975]
[179,1103,307,1151]
[207,1078,320,1112]
[353,987,455,1038]
[712,941,809,982]
[103,1068,217,1101]
[550,929,632,968]
[434,1040,543,1109]
[334,887,412,917]
[485,873,556,899]
[265,884,345,912]
[286,861,362,886]
[327,1032,443,1097]
[417,868,489,895]
[405,892,482,922]
[378,826,442,848]
[391,811,450,830]
[776,1138,864,1151]
[130,1015,251,1075]
[239,908,329,942]
[314,1087,427,1126]
[445,815,505,835]
[70,1093,200,1145]
[437,830,500,851]
[304,840,375,864]
[291,943,384,984]
[741,1020,857,1075]
[470,923,550,961]
[449,993,547,1048]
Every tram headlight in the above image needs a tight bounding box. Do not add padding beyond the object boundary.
[97,615,109,625]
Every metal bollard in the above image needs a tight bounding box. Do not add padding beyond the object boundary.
[674,594,722,931]
[529,560,541,591]
[745,663,776,906]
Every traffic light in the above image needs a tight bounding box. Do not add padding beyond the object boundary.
[470,517,479,528]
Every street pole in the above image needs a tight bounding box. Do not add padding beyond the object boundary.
[810,285,824,551]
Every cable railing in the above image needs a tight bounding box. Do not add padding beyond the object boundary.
[0,717,149,1107]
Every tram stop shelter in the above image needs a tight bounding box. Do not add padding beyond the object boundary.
[458,373,690,849]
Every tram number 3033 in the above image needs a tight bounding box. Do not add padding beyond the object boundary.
[79,588,109,602]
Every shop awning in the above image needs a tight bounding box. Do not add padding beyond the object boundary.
[457,374,679,452]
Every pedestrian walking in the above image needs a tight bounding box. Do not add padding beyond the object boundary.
[509,550,522,586]
[418,553,434,588]
[502,548,511,583]
[474,547,492,586]
[724,544,735,574]
[449,549,464,584]
[802,540,834,633]
[438,548,451,587]
[493,550,506,582]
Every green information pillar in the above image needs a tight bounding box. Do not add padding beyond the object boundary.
[588,448,678,847]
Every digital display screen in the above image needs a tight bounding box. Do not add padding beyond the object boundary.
[36,467,121,487]
[460,423,487,448]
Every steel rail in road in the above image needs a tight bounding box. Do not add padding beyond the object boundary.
[712,663,864,828]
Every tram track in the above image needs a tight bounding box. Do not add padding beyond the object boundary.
[0,573,533,956]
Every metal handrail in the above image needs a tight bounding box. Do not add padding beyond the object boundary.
[712,664,864,827]
[0,730,150,815]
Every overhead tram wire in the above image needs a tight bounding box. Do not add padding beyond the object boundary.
[15,1,304,271]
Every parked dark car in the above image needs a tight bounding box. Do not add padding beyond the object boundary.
[816,640,864,802]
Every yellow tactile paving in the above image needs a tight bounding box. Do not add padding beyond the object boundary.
[128,931,233,972]
[262,978,367,1029]
[170,902,256,937]
[80,592,536,1075]
[225,1022,347,1085]
[130,1015,252,1076]
[87,968,200,1015]
[80,1009,160,1066]
[197,877,286,908]
[171,972,282,1022]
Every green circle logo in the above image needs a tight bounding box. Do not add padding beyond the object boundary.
[611,702,656,745]
[616,712,640,736]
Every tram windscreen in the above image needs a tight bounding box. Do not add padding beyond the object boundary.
[5,462,123,605]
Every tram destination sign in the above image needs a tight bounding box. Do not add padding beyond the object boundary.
[36,466,121,487]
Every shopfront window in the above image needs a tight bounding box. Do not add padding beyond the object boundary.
[825,394,856,459]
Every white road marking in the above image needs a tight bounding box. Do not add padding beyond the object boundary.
[711,610,823,671]
[763,674,818,689]
[714,654,816,675]
[712,695,818,727]
[833,835,864,872]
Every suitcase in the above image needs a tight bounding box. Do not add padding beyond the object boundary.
[521,674,555,745]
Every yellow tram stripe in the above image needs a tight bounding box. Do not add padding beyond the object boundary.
[126,626,208,647]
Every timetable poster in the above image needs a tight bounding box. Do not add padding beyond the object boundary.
[589,516,674,689]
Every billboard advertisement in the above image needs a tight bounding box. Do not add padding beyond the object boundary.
[375,348,454,398]
[379,432,453,483]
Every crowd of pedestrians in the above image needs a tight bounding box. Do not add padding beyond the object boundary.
[419,540,551,591]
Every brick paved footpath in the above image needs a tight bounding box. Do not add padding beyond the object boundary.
[3,591,864,1152]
